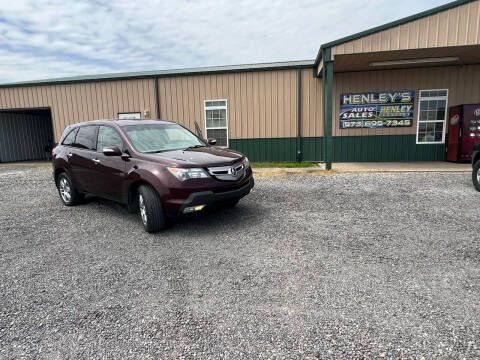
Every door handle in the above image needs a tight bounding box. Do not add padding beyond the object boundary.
[92,158,100,164]
[67,153,73,158]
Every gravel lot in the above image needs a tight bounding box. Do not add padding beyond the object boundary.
[0,164,479,359]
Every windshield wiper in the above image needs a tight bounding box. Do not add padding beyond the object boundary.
[183,145,206,150]
[145,149,166,153]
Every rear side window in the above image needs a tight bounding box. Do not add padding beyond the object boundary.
[74,126,98,150]
[62,128,78,146]
[97,126,124,151]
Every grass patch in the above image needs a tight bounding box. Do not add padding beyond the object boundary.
[251,161,319,168]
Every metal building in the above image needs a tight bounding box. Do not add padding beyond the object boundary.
[0,0,479,168]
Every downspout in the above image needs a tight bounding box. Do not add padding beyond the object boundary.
[154,77,160,120]
[297,68,302,162]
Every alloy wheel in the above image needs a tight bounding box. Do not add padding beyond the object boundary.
[59,177,71,203]
[139,194,147,226]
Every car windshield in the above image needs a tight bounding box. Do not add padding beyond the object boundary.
[122,123,205,153]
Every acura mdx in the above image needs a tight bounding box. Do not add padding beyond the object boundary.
[52,120,254,232]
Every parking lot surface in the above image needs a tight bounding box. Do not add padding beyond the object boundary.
[1,165,479,359]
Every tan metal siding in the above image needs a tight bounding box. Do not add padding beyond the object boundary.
[332,0,480,57]
[157,69,301,139]
[301,68,323,137]
[333,64,480,137]
[0,79,156,140]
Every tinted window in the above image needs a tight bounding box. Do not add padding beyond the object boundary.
[97,126,124,151]
[74,126,98,150]
[62,128,78,146]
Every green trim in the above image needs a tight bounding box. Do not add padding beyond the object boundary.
[230,135,446,162]
[229,137,324,162]
[297,68,302,161]
[0,60,315,88]
[154,77,160,120]
[332,135,446,162]
[314,0,475,65]
[324,48,333,170]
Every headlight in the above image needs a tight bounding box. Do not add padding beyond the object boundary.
[242,157,250,169]
[167,167,209,181]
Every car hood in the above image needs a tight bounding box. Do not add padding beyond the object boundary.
[144,146,244,167]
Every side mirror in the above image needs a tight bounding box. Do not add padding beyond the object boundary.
[206,138,217,145]
[103,146,122,156]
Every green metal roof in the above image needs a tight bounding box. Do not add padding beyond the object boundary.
[314,0,476,66]
[0,60,315,88]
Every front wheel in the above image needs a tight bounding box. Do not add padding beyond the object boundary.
[57,173,83,206]
[138,185,166,233]
[472,160,480,192]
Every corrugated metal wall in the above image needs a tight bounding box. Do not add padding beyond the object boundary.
[331,0,480,56]
[301,68,323,137]
[333,64,480,137]
[157,70,300,139]
[0,79,156,141]
[0,68,320,144]
[0,111,53,162]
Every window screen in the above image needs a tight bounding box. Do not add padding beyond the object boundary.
[74,126,98,150]
[416,90,448,144]
[205,100,228,147]
[97,126,124,151]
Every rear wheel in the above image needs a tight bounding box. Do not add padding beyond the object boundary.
[138,185,166,233]
[57,173,82,206]
[472,160,480,192]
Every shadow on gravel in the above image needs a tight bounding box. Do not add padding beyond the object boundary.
[79,194,266,235]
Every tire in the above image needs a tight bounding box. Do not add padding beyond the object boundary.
[57,173,82,206]
[138,185,166,233]
[472,160,480,192]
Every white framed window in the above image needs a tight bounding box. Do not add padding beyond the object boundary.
[118,112,141,119]
[204,100,228,147]
[416,89,448,144]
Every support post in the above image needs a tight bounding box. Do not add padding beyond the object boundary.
[324,48,333,170]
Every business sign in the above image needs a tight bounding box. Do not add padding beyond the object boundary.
[339,90,415,129]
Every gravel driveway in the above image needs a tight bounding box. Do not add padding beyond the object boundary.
[0,164,479,359]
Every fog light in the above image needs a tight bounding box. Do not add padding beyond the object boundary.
[183,205,205,213]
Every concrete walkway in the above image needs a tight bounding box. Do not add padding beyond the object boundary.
[253,161,472,176]
[332,161,471,172]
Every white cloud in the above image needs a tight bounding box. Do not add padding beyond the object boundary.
[0,0,449,83]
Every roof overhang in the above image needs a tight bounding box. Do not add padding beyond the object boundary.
[314,0,476,69]
[333,44,480,73]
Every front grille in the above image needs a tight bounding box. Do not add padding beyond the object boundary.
[207,163,244,181]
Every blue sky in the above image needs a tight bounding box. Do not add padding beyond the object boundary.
[0,0,450,83]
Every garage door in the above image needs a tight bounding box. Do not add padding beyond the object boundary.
[0,109,54,163]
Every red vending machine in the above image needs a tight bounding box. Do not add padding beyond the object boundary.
[447,104,480,162]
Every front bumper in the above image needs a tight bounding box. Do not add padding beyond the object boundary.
[177,177,254,215]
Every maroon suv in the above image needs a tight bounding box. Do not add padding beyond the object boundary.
[52,120,254,232]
